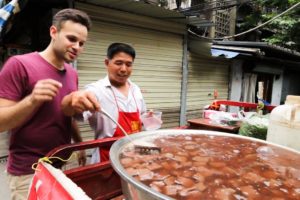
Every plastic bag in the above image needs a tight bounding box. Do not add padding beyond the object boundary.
[209,111,239,126]
[238,113,269,140]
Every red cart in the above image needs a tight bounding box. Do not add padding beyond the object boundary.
[29,137,123,200]
[208,100,276,112]
[187,100,276,133]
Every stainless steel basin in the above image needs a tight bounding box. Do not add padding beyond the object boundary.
[109,129,300,200]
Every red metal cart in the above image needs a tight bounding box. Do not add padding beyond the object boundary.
[43,137,123,200]
[208,100,276,112]
[187,100,276,133]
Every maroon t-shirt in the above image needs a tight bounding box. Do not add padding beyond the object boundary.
[0,52,78,175]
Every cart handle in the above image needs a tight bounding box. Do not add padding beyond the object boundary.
[211,100,276,112]
[46,137,122,157]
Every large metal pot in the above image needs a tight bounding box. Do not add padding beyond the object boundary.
[109,129,300,200]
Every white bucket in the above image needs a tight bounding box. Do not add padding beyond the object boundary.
[267,95,300,151]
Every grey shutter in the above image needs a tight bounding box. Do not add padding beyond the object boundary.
[186,54,230,120]
[75,3,184,140]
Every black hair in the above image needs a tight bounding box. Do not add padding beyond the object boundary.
[52,8,92,31]
[107,43,136,60]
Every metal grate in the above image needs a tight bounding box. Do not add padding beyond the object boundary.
[215,9,231,37]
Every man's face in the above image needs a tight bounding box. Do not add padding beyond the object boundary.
[51,20,88,63]
[106,52,134,87]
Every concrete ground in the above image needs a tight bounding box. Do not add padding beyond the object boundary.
[0,158,10,200]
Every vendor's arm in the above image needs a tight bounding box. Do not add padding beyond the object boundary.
[70,119,86,166]
[0,79,62,132]
[61,90,100,116]
[71,119,83,143]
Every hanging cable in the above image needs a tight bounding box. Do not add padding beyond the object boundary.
[181,0,254,15]
[188,28,214,40]
[188,2,300,40]
[223,1,300,39]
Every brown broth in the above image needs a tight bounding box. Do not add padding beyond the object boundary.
[120,134,300,200]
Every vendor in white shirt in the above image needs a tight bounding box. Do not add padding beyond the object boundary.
[62,43,146,162]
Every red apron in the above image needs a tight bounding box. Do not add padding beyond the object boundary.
[99,88,142,162]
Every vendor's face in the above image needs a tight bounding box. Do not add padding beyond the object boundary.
[51,20,88,63]
[106,52,134,87]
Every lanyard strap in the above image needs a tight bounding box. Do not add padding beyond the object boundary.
[111,85,139,112]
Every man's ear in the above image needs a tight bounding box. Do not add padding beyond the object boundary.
[104,58,109,66]
[50,25,58,39]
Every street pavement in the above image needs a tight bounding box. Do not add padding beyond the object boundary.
[0,158,10,200]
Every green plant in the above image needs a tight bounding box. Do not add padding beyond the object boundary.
[237,0,300,51]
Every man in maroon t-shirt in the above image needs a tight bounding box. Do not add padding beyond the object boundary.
[0,9,93,200]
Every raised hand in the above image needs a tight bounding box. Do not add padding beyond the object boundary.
[29,79,62,105]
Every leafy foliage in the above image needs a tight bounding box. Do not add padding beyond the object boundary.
[237,0,300,51]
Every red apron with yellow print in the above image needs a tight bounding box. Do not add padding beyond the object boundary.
[99,89,142,162]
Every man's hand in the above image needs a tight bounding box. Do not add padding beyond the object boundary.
[29,79,62,105]
[69,91,100,114]
[61,91,100,116]
[77,150,86,166]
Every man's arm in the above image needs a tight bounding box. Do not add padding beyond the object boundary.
[0,79,62,132]
[71,119,86,166]
[0,97,38,132]
[71,119,83,143]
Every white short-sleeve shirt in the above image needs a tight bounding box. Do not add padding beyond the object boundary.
[83,76,146,163]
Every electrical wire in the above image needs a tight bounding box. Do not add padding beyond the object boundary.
[181,0,245,11]
[223,2,300,39]
[181,0,254,15]
[188,28,214,40]
[188,1,300,40]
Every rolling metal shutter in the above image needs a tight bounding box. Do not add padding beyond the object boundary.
[75,3,184,140]
[186,54,230,121]
[0,132,9,158]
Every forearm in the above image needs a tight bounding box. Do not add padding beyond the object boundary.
[0,96,39,132]
[70,120,86,166]
[61,92,76,116]
[71,120,83,143]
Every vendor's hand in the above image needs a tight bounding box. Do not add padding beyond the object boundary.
[77,150,86,166]
[148,109,153,117]
[69,91,100,114]
[29,79,62,105]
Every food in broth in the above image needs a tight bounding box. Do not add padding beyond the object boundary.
[120,134,300,200]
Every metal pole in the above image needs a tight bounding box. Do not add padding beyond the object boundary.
[180,30,188,126]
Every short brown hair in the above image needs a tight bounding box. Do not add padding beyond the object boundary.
[52,8,92,31]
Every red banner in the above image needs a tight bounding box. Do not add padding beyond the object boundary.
[28,162,90,200]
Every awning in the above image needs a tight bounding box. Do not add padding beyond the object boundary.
[0,0,26,35]
[211,49,240,58]
[211,41,300,68]
[188,35,212,57]
[213,41,300,61]
[211,44,262,58]
[77,0,187,24]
